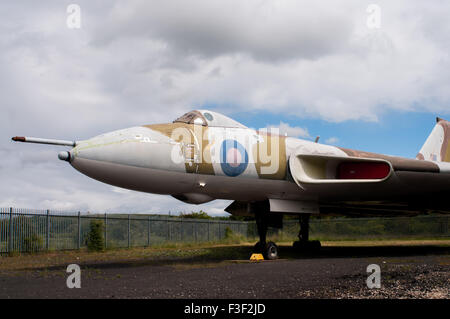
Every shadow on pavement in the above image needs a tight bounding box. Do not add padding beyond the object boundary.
[279,244,450,259]
[16,243,449,272]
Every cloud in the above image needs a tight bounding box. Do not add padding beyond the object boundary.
[267,121,310,138]
[325,137,339,145]
[93,0,353,62]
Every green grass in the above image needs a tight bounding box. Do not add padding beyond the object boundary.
[1,239,448,274]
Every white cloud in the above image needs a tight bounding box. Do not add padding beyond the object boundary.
[267,121,310,138]
[325,137,339,145]
[93,0,353,62]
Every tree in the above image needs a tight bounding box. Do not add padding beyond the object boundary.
[87,220,104,251]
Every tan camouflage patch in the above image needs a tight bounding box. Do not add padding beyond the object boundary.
[438,119,450,163]
[252,132,287,180]
[144,123,290,178]
[445,139,450,162]
[143,123,215,175]
[143,123,189,138]
[191,125,215,175]
[339,147,439,172]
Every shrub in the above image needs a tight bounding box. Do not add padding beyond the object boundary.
[223,226,245,244]
[180,211,211,219]
[87,220,104,251]
[224,226,233,239]
[22,234,43,252]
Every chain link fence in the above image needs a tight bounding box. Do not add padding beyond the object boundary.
[1,207,449,254]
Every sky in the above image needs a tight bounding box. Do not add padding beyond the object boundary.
[1,1,449,216]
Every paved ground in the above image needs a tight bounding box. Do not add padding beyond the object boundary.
[0,243,448,299]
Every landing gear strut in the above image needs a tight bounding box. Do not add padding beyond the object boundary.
[253,212,279,260]
[293,214,321,251]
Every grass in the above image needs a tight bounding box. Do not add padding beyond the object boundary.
[0,239,449,273]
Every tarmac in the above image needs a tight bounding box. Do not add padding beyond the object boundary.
[0,244,448,299]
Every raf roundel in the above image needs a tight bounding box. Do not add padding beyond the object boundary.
[220,139,249,177]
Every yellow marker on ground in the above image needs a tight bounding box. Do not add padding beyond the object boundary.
[250,253,264,261]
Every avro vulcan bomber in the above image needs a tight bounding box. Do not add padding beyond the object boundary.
[12,110,450,259]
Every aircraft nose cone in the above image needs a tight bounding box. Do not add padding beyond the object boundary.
[71,138,115,163]
[69,127,179,171]
[58,151,71,162]
[69,128,144,166]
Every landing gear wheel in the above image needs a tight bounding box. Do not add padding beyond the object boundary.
[253,205,281,259]
[265,241,278,260]
[293,214,321,253]
[253,241,279,260]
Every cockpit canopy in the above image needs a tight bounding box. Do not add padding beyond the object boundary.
[173,110,247,129]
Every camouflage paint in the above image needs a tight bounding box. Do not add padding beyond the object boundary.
[339,148,439,173]
[143,123,215,175]
[252,131,287,180]
[145,116,443,180]
[143,123,288,179]
[437,118,450,162]
[144,122,287,180]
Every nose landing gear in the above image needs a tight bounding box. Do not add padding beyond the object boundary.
[254,240,279,260]
[253,210,280,260]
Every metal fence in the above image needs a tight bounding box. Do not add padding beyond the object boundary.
[279,215,450,241]
[1,207,449,254]
[0,208,249,254]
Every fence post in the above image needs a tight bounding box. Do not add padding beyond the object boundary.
[194,222,197,242]
[128,214,131,248]
[167,217,170,241]
[147,216,150,247]
[180,218,183,242]
[46,209,50,250]
[104,213,107,249]
[77,211,81,249]
[8,207,13,254]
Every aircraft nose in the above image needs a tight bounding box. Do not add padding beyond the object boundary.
[68,126,184,172]
[58,151,71,162]
[68,127,165,167]
[70,133,126,164]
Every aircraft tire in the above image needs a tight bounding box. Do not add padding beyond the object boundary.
[264,241,278,260]
[253,241,279,260]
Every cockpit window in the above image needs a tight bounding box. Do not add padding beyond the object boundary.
[173,110,207,126]
[173,109,247,128]
[203,112,214,121]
